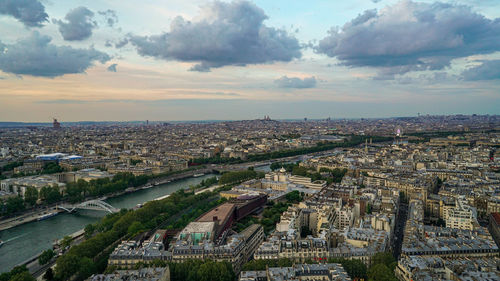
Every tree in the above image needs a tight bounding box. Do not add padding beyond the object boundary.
[285,190,302,203]
[6,196,25,214]
[61,235,73,249]
[40,186,62,204]
[1,161,23,172]
[368,264,397,281]
[38,249,55,265]
[218,170,258,184]
[39,186,50,201]
[342,259,367,279]
[275,258,290,267]
[10,265,29,276]
[130,159,142,166]
[84,223,95,239]
[54,189,223,281]
[24,187,38,206]
[46,186,62,204]
[55,254,80,280]
[0,273,10,281]
[43,268,54,281]
[170,260,234,281]
[292,166,308,176]
[371,252,395,268]
[41,162,63,174]
[0,265,30,281]
[366,203,372,214]
[9,272,35,281]
[127,221,145,236]
[77,257,97,280]
[198,261,219,281]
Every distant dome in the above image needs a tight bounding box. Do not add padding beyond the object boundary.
[279,167,286,173]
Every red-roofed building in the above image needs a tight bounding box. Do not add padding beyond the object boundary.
[488,212,500,247]
[196,203,236,240]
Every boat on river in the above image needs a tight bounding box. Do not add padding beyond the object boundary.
[37,212,58,221]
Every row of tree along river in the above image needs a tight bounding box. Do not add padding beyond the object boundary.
[0,174,216,273]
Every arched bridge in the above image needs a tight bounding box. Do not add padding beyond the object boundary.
[58,200,119,214]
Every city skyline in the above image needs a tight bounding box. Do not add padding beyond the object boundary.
[1,0,500,121]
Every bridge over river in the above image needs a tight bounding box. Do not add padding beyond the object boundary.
[57,200,119,214]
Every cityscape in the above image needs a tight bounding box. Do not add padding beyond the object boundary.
[1,0,500,281]
[0,115,499,281]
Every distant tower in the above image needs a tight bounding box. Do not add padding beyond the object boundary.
[53,118,61,129]
[304,117,308,122]
[365,139,368,153]
[146,120,149,125]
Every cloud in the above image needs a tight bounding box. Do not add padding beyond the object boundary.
[36,93,241,105]
[274,76,317,88]
[316,1,500,75]
[54,6,97,41]
[462,60,500,81]
[115,38,129,48]
[36,99,91,104]
[107,63,117,72]
[0,0,48,27]
[129,0,301,71]
[0,32,110,77]
[396,72,450,84]
[98,9,118,27]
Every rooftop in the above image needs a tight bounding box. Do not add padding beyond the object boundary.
[197,203,235,224]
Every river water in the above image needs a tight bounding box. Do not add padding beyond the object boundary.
[0,174,216,273]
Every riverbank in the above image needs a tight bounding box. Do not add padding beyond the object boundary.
[26,181,222,278]
[0,208,63,232]
[0,174,217,273]
[0,168,214,231]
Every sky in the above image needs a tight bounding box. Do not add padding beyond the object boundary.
[0,0,499,122]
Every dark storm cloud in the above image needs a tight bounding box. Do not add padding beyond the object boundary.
[274,76,317,88]
[0,0,48,27]
[54,6,97,41]
[316,1,500,75]
[98,9,118,27]
[462,60,500,81]
[129,0,301,71]
[0,32,110,77]
[107,63,117,72]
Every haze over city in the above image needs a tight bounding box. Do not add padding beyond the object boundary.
[0,0,499,121]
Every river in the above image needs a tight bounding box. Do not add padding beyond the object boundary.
[0,174,216,273]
